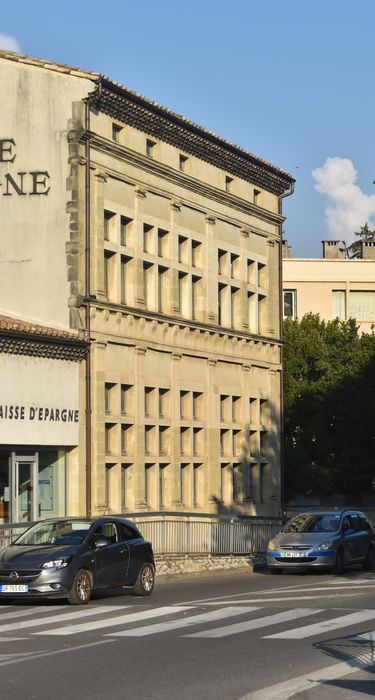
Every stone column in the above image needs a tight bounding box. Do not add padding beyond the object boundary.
[134,187,147,308]
[134,344,148,509]
[92,170,109,301]
[205,215,217,324]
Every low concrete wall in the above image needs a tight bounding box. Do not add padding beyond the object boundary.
[154,553,257,578]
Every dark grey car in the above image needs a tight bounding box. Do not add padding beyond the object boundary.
[0,516,155,604]
[267,509,375,574]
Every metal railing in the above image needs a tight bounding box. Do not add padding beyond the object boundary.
[0,514,282,555]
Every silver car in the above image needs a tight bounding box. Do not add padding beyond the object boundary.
[267,509,375,575]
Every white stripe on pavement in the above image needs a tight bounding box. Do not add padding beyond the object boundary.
[0,605,125,633]
[0,606,66,622]
[107,606,259,637]
[238,657,375,700]
[34,605,192,636]
[265,609,375,639]
[198,593,363,604]
[184,608,322,639]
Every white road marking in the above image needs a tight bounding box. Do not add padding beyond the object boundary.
[0,604,125,633]
[107,606,258,637]
[184,608,322,639]
[34,605,192,636]
[0,639,115,667]
[0,606,65,622]
[198,593,363,604]
[238,658,375,699]
[265,609,375,639]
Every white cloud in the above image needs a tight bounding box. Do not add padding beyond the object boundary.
[0,33,21,52]
[312,157,375,244]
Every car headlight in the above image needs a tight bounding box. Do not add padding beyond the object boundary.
[42,557,71,569]
[267,539,278,551]
[313,540,335,552]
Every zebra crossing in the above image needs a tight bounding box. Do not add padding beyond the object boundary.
[1,591,375,643]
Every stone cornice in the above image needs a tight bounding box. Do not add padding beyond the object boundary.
[88,137,285,228]
[89,83,294,197]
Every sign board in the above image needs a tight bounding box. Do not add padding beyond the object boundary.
[0,355,80,446]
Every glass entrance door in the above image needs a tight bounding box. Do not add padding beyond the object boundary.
[11,454,38,523]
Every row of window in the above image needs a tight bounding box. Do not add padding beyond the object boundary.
[283,289,375,321]
[111,123,261,203]
[106,460,267,511]
[104,383,268,427]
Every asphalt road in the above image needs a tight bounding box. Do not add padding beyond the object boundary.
[1,566,375,699]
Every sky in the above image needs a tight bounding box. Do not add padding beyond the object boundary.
[1,0,374,257]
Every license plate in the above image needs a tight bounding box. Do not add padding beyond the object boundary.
[0,585,28,593]
[282,552,304,558]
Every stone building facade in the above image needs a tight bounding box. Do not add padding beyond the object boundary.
[0,50,294,522]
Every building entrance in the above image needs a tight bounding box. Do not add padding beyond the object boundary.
[0,450,66,524]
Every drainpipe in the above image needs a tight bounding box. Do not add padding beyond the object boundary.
[85,98,92,517]
[278,182,295,514]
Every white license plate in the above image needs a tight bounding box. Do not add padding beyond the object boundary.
[0,584,28,593]
[282,552,304,558]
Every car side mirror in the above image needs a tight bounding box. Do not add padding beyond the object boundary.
[94,536,110,548]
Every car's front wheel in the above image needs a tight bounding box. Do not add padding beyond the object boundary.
[332,548,344,575]
[362,545,375,571]
[132,563,155,596]
[68,569,93,605]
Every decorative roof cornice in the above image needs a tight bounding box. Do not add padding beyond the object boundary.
[0,50,294,197]
[90,82,294,196]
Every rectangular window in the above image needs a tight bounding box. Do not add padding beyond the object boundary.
[104,383,115,415]
[283,289,297,319]
[104,210,115,242]
[144,426,154,455]
[143,223,154,254]
[191,240,202,268]
[144,387,154,418]
[159,427,168,456]
[112,124,123,142]
[332,290,345,320]
[178,271,188,317]
[121,424,131,455]
[146,139,156,157]
[158,265,168,313]
[180,391,189,420]
[120,255,131,305]
[253,188,261,204]
[225,176,233,193]
[178,235,188,264]
[158,388,169,419]
[121,384,132,416]
[105,423,116,455]
[193,464,201,506]
[157,228,169,258]
[349,291,375,320]
[121,464,131,512]
[143,262,153,307]
[120,216,132,246]
[192,392,203,420]
[179,154,188,171]
[104,251,115,300]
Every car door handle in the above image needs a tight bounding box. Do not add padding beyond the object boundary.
[120,549,126,554]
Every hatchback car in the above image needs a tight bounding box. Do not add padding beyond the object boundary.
[0,516,155,604]
[267,509,375,575]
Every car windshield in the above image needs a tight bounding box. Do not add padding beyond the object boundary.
[13,520,93,546]
[282,513,341,534]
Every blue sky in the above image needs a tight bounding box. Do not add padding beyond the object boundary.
[1,0,374,257]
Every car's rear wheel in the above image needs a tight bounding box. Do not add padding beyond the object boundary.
[132,563,155,596]
[270,568,283,575]
[68,569,93,605]
[362,545,375,571]
[332,548,344,575]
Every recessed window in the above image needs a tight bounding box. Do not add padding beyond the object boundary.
[104,210,115,241]
[146,139,156,158]
[179,154,188,171]
[112,124,123,142]
[120,216,132,246]
[225,176,233,193]
[253,188,261,204]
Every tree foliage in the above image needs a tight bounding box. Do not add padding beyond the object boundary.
[284,313,375,500]
[347,222,375,258]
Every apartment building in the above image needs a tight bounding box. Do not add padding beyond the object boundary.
[283,240,375,334]
[0,50,294,522]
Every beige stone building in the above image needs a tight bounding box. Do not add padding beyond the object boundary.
[0,50,294,523]
[283,240,375,334]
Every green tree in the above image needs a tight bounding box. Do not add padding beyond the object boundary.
[347,222,375,258]
[284,313,375,500]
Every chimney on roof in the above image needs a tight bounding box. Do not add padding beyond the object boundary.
[322,240,345,259]
[361,241,375,259]
[282,239,292,258]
